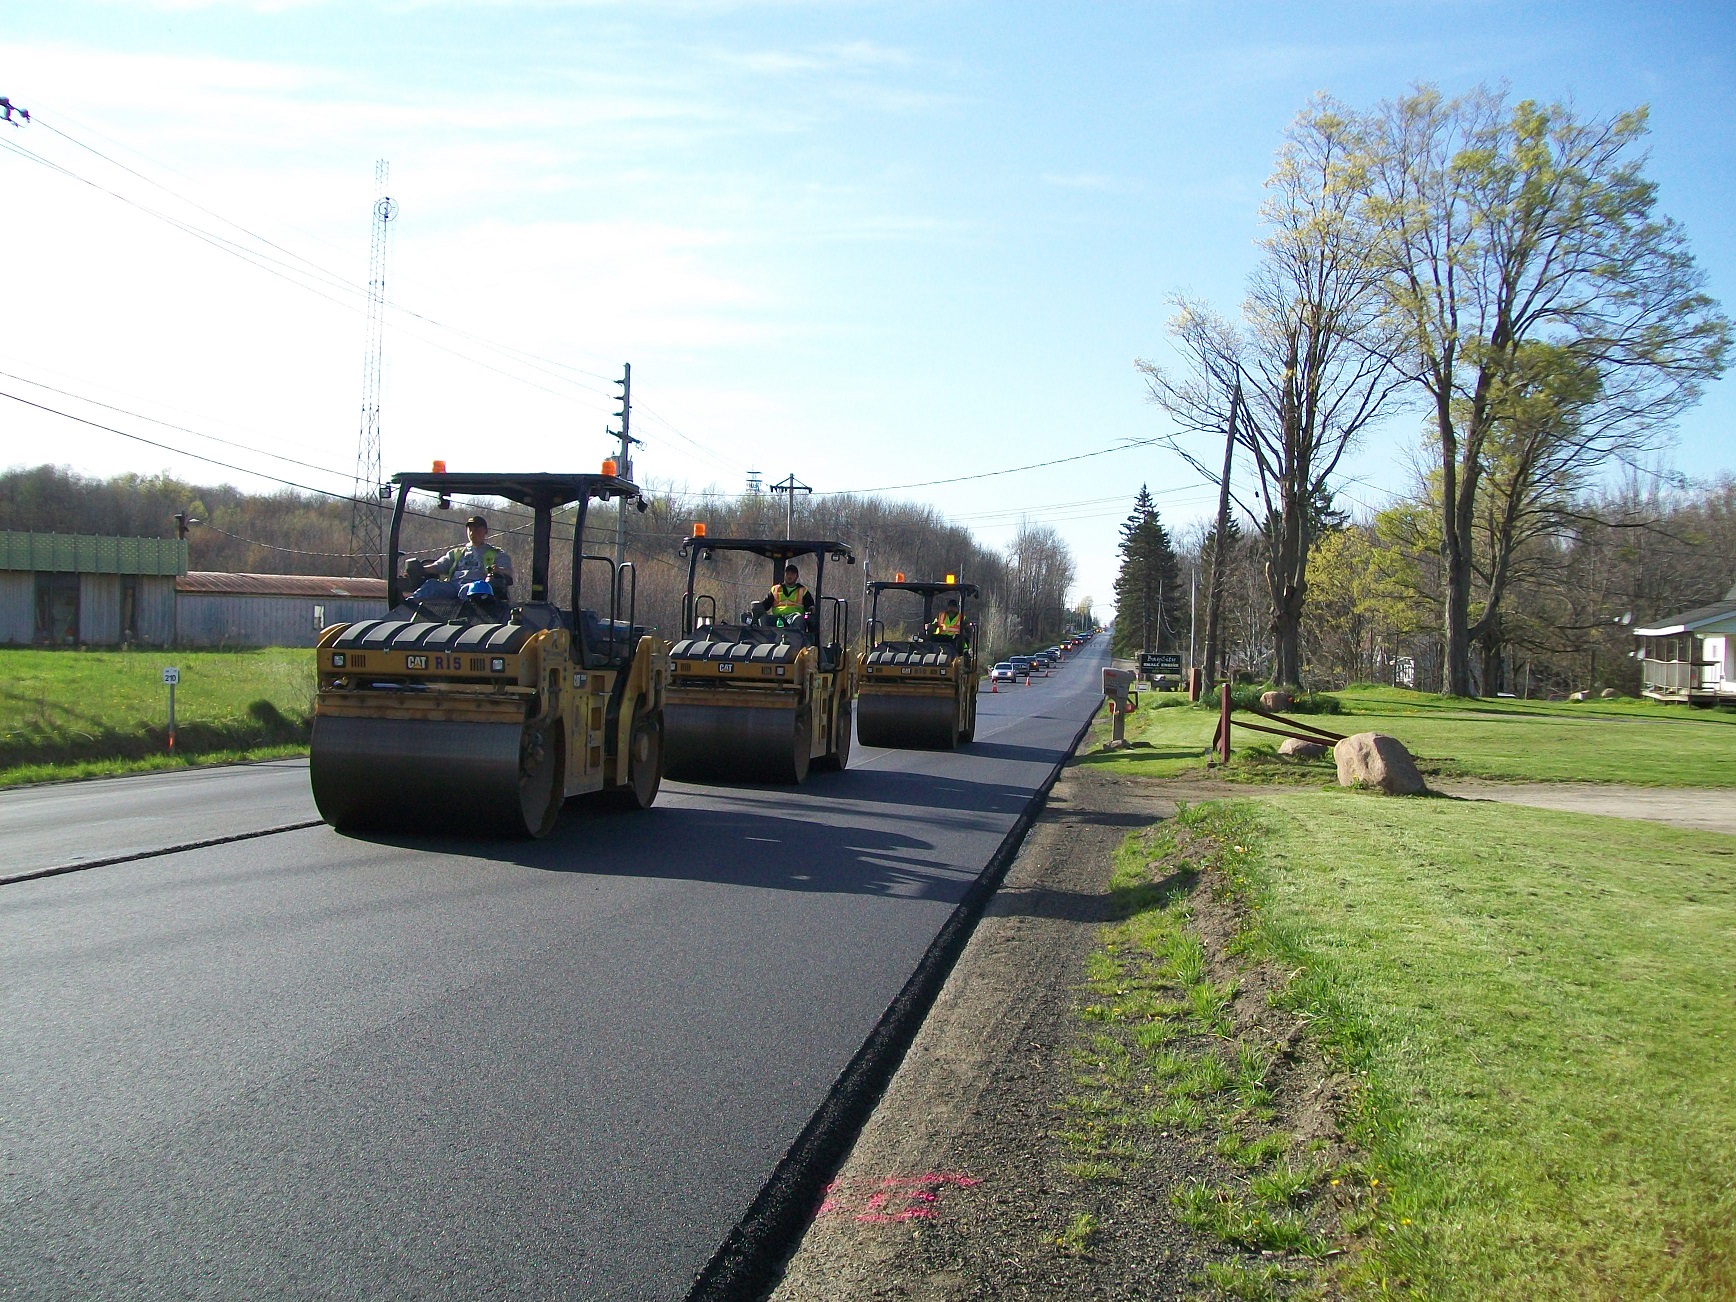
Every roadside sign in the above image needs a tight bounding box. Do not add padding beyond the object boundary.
[161,667,180,685]
[1138,652,1182,675]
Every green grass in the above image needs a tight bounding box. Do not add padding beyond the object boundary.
[0,647,314,785]
[1220,791,1736,1299]
[1083,683,1736,786]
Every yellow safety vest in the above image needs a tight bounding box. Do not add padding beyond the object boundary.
[933,609,962,635]
[768,582,809,619]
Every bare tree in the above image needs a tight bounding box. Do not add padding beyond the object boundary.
[1141,100,1397,685]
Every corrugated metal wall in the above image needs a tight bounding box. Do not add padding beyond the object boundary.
[139,577,175,645]
[80,574,120,645]
[176,595,386,648]
[0,572,31,644]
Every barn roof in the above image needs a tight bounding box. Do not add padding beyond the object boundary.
[176,572,388,599]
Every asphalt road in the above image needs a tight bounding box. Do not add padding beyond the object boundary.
[0,640,1108,1301]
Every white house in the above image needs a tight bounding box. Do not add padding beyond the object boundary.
[1633,583,1736,705]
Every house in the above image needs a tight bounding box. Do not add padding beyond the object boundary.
[175,572,387,648]
[1634,583,1736,705]
[0,531,183,645]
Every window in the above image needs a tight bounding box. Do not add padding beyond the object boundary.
[312,603,326,631]
[34,573,79,645]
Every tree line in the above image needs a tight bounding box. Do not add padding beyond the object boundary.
[1128,83,1731,696]
[0,463,1075,659]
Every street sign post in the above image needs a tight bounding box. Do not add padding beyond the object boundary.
[162,666,179,750]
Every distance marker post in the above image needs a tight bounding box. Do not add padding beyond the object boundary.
[162,665,179,750]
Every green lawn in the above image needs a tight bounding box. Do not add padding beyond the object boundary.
[1084,685,1736,786]
[0,647,313,785]
[1221,792,1736,1299]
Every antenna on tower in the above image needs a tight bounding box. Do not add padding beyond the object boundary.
[745,469,763,495]
[349,159,397,578]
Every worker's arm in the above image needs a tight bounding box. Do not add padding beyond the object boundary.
[488,551,514,590]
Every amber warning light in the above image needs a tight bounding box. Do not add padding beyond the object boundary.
[946,573,957,584]
[431,459,447,473]
[601,458,618,476]
[895,572,906,583]
[693,522,708,537]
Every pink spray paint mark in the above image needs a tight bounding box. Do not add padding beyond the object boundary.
[815,1172,984,1224]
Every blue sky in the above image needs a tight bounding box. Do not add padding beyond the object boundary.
[2,1,1732,611]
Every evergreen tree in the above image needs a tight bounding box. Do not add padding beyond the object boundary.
[1112,486,1181,658]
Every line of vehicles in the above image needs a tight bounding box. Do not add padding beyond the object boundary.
[306,467,1092,838]
[988,634,1091,687]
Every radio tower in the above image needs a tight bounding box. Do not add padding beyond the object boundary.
[349,160,397,577]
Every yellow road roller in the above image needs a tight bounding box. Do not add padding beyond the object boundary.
[856,577,980,749]
[309,469,667,837]
[663,533,856,784]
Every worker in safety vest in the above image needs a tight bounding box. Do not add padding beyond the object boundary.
[764,562,814,628]
[408,514,514,607]
[929,595,966,649]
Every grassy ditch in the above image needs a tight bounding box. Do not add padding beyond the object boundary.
[1182,792,1736,1299]
[1081,684,1736,787]
[0,647,313,785]
[1053,804,1360,1299]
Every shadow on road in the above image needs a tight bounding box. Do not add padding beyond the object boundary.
[346,801,993,904]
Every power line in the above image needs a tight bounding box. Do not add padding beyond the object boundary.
[0,367,354,484]
[7,113,746,472]
[824,437,1170,495]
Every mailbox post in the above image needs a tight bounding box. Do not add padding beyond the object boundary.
[1102,667,1137,748]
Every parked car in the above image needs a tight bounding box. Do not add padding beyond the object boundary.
[1008,656,1033,680]
[990,662,1016,685]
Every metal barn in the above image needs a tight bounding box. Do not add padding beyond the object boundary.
[0,531,183,646]
[174,573,388,648]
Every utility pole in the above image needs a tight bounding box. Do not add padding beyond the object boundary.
[1189,561,1197,672]
[1201,377,1239,690]
[768,473,810,540]
[349,161,396,579]
[608,363,639,567]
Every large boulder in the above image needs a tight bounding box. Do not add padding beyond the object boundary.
[1259,689,1293,712]
[1278,736,1328,760]
[1334,732,1426,796]
[1601,687,1619,699]
[1569,691,1588,702]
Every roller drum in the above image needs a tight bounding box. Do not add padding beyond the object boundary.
[664,701,808,784]
[857,690,959,750]
[311,714,556,837]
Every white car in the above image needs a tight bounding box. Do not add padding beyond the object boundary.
[990,662,1016,684]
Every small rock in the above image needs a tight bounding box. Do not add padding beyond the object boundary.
[1569,691,1588,702]
[1333,732,1426,795]
[1277,737,1327,760]
[1601,687,1619,699]
[1259,689,1293,712]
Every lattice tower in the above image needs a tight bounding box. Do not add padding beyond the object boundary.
[349,160,397,577]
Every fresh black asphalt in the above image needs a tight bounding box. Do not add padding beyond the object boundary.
[0,642,1109,1300]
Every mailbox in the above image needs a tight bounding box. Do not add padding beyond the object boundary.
[1103,667,1137,712]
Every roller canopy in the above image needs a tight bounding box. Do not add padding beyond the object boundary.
[392,471,641,509]
[868,580,980,598]
[678,537,853,563]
